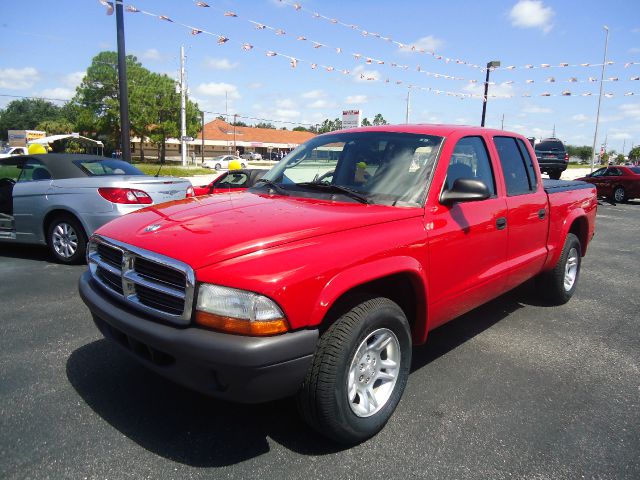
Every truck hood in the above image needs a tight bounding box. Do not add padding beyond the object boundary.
[95,191,422,270]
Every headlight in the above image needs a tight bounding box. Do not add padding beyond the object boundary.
[195,284,288,336]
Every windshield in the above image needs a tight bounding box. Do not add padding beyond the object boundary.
[253,131,443,206]
[1,147,15,154]
[73,158,144,176]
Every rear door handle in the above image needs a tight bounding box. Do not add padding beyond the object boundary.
[538,209,546,219]
[496,217,507,230]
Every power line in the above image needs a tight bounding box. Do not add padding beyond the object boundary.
[202,111,317,127]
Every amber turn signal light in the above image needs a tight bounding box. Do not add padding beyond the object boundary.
[195,311,289,336]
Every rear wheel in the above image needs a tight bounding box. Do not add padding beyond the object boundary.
[548,170,562,180]
[612,186,626,203]
[47,214,87,264]
[214,163,222,170]
[297,296,412,444]
[536,233,581,305]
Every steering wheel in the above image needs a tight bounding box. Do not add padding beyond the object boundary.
[315,170,335,184]
[0,178,16,187]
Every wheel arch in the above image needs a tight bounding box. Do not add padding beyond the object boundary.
[310,257,428,345]
[568,215,589,257]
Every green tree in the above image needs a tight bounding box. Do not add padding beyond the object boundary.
[35,119,75,135]
[372,113,388,126]
[254,122,276,129]
[292,126,308,132]
[361,118,372,126]
[0,98,63,140]
[70,51,200,160]
[628,146,640,161]
[317,118,342,133]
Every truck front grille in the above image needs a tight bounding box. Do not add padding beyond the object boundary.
[87,235,195,326]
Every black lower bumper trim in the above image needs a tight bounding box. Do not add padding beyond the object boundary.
[79,271,318,403]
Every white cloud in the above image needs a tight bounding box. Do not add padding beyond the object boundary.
[610,131,632,141]
[308,99,336,109]
[352,65,381,83]
[195,82,240,99]
[345,94,368,105]
[400,35,444,54]
[38,87,75,100]
[0,67,40,89]
[572,113,590,122]
[620,103,640,119]
[463,82,515,98]
[509,0,555,33]
[140,48,166,61]
[276,98,297,109]
[301,89,326,99]
[248,82,263,89]
[204,57,239,70]
[523,104,553,114]
[63,71,85,88]
[274,109,300,119]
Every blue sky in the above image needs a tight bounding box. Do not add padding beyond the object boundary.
[1,0,639,152]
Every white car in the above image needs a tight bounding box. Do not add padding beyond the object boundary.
[0,146,28,158]
[240,152,262,161]
[202,155,246,170]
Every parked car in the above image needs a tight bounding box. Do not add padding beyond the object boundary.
[240,152,262,161]
[202,155,246,170]
[80,125,597,444]
[192,168,268,196]
[576,166,640,202]
[534,138,569,180]
[0,146,28,158]
[0,153,194,263]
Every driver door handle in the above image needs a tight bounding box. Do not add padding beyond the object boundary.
[496,217,507,230]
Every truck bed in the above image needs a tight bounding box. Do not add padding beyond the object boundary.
[543,178,594,194]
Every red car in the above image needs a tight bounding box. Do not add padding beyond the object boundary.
[192,168,268,196]
[80,125,597,444]
[577,166,640,202]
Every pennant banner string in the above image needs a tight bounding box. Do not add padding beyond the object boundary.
[98,2,638,101]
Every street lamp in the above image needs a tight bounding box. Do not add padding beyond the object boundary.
[590,26,609,173]
[481,60,501,127]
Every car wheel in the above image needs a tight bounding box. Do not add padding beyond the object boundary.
[241,163,247,168]
[536,233,581,305]
[297,296,412,444]
[548,170,561,180]
[215,163,221,170]
[612,186,626,203]
[47,214,87,264]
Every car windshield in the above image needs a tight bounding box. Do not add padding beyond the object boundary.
[253,131,443,207]
[73,158,144,176]
[535,140,565,151]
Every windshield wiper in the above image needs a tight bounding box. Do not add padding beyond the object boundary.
[296,182,370,204]
[254,178,290,196]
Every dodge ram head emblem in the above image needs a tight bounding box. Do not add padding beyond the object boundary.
[143,224,161,233]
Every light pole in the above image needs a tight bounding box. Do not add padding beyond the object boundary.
[481,60,501,127]
[590,26,609,173]
[115,1,131,161]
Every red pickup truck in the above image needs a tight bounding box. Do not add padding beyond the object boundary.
[79,125,597,444]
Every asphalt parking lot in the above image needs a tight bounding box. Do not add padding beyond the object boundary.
[1,200,638,480]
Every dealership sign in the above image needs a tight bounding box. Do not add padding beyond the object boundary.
[342,110,362,129]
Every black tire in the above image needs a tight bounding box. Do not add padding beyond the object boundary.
[241,163,247,168]
[215,163,221,170]
[47,214,87,264]
[612,186,626,203]
[297,296,412,444]
[536,233,581,305]
[548,170,562,180]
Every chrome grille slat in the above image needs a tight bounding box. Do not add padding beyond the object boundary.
[87,235,195,326]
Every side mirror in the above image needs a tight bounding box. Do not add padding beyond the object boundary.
[440,178,491,205]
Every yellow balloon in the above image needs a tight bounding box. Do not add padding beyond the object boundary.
[228,159,242,170]
[28,143,47,154]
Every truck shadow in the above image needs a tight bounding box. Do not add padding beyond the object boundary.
[66,280,543,466]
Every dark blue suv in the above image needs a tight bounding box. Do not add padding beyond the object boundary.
[534,138,568,180]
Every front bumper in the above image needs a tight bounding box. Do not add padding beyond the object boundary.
[79,271,318,403]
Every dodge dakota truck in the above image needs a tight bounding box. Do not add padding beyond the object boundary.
[79,125,597,444]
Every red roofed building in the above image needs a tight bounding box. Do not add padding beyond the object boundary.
[131,119,316,162]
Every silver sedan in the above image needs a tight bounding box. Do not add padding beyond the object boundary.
[0,153,194,263]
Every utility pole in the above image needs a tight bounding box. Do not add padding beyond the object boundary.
[233,113,237,154]
[201,111,205,164]
[622,139,626,157]
[552,124,556,137]
[115,1,131,162]
[501,114,505,130]
[180,45,187,167]
[405,86,411,123]
[590,26,609,173]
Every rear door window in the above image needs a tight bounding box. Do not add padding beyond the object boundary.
[494,136,535,196]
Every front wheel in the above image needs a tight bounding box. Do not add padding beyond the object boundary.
[612,186,626,203]
[536,233,581,305]
[297,296,412,444]
[214,163,221,170]
[47,214,87,264]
